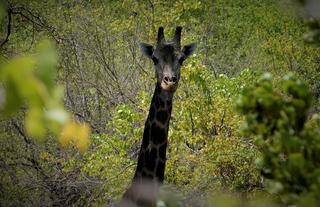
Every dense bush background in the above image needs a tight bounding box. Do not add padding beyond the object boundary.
[0,0,319,206]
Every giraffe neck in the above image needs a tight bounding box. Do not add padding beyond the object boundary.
[120,83,174,206]
[134,82,173,182]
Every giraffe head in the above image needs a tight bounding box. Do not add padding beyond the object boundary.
[140,27,196,92]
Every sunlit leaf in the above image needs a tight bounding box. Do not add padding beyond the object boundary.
[59,121,77,147]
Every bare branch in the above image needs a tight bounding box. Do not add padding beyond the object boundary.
[0,7,12,48]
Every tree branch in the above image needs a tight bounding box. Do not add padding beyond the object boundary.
[0,7,12,48]
[11,120,32,145]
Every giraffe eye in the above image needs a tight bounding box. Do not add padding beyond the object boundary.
[151,55,159,65]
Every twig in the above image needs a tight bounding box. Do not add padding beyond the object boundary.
[0,7,12,48]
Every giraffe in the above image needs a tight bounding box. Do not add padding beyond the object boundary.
[118,26,196,207]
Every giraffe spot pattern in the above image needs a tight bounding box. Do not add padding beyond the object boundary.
[167,102,172,114]
[149,106,156,121]
[136,152,145,172]
[158,143,167,159]
[145,147,157,172]
[159,98,165,108]
[157,110,168,124]
[156,160,165,182]
[151,122,166,144]
[142,124,150,147]
[155,97,161,108]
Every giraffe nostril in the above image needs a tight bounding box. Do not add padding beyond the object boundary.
[163,76,178,85]
[172,76,177,83]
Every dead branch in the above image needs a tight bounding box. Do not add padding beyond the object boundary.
[0,7,12,48]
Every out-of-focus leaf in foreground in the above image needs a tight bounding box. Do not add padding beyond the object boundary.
[0,40,90,151]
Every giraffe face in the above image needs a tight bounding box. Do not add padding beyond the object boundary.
[140,27,196,92]
[153,43,182,92]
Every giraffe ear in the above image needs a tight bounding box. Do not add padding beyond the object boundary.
[182,43,196,58]
[140,43,154,58]
[179,43,196,64]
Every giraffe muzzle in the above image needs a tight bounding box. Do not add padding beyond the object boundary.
[161,76,178,91]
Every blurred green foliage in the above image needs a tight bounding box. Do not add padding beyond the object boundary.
[294,0,320,45]
[237,74,320,206]
[0,39,90,149]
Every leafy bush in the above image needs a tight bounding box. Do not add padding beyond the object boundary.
[1,0,319,206]
[237,73,320,206]
[77,59,262,205]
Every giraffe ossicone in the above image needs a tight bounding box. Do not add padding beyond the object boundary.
[118,26,196,207]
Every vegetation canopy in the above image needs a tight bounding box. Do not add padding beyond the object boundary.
[0,0,319,206]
